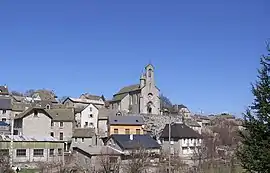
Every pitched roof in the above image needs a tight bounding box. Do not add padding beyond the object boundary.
[0,86,9,95]
[98,108,120,119]
[109,115,144,125]
[112,93,128,102]
[12,102,31,112]
[33,90,58,102]
[15,107,53,119]
[0,98,12,110]
[160,123,202,139]
[115,84,141,95]
[15,107,74,122]
[46,109,74,122]
[80,93,101,101]
[73,145,123,156]
[73,128,95,138]
[110,134,160,150]
[185,119,201,127]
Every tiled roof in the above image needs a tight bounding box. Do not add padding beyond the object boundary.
[0,135,60,142]
[73,145,123,156]
[109,115,144,125]
[46,109,74,122]
[73,128,95,138]
[116,84,141,95]
[0,98,12,110]
[112,93,128,102]
[80,93,101,101]
[110,134,160,150]
[98,108,120,119]
[33,90,58,102]
[185,119,201,127]
[160,123,202,139]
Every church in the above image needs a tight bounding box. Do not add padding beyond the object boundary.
[109,64,161,115]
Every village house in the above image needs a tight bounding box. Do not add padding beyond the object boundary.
[13,107,74,151]
[105,134,161,155]
[63,94,105,109]
[159,122,202,159]
[0,135,64,168]
[71,128,98,146]
[74,103,99,132]
[0,97,12,124]
[108,115,144,136]
[0,86,9,96]
[109,64,161,115]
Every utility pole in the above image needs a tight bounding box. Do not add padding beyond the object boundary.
[10,114,14,167]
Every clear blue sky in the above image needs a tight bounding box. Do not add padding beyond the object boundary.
[0,0,269,116]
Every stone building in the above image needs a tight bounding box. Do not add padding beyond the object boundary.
[109,64,160,115]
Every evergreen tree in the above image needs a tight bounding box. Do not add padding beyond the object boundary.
[237,42,270,172]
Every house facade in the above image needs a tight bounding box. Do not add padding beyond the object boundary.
[108,115,144,136]
[63,95,105,109]
[160,123,202,158]
[109,64,160,115]
[0,135,64,167]
[74,104,99,132]
[0,97,12,124]
[13,108,74,151]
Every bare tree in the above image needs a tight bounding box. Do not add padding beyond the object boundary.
[97,153,121,173]
[24,89,35,97]
[10,91,24,96]
[122,145,155,173]
[157,151,187,173]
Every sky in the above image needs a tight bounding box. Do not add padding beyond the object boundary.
[0,0,269,116]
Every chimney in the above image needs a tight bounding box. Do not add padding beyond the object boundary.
[130,134,133,140]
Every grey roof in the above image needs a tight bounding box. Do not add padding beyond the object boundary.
[73,145,123,156]
[109,134,160,150]
[46,109,74,122]
[160,123,202,139]
[111,84,140,102]
[185,119,201,127]
[15,107,74,122]
[98,108,120,119]
[0,86,9,95]
[0,98,12,110]
[12,102,32,112]
[109,115,144,125]
[33,90,58,102]
[73,128,95,138]
[80,93,102,101]
[0,135,60,142]
[177,104,187,109]
[116,84,141,95]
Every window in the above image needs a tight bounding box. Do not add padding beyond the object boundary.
[2,110,6,114]
[90,122,93,126]
[148,69,152,77]
[33,149,44,157]
[2,118,6,122]
[82,138,84,142]
[50,132,54,137]
[58,148,63,156]
[34,110,38,117]
[60,132,63,140]
[125,129,130,134]
[90,107,92,112]
[89,114,93,118]
[114,129,118,134]
[136,129,140,135]
[75,138,77,142]
[16,149,26,157]
[46,104,50,109]
[51,121,54,127]
[13,130,18,135]
[109,157,118,163]
[49,149,54,157]
[0,149,9,156]
[60,122,63,127]
[84,122,88,127]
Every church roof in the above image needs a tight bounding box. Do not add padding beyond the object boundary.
[116,84,140,95]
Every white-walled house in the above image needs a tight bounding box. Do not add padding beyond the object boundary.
[159,123,202,159]
[74,104,99,133]
[63,95,105,109]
